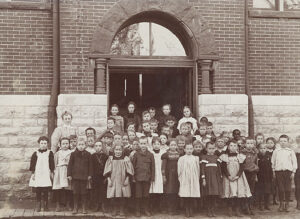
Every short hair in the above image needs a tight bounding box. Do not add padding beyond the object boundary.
[227,139,238,145]
[199,122,207,128]
[207,122,213,126]
[162,104,171,110]
[69,135,77,140]
[176,135,186,143]
[161,125,170,130]
[61,111,73,120]
[101,132,114,139]
[85,127,96,135]
[110,104,120,115]
[152,136,160,144]
[255,133,265,139]
[87,136,95,141]
[169,138,177,144]
[59,137,70,144]
[185,143,193,148]
[37,136,49,143]
[159,133,168,139]
[279,134,289,141]
[142,120,150,125]
[127,101,136,109]
[199,116,208,123]
[142,110,150,117]
[266,137,276,144]
[246,137,255,142]
[185,121,193,127]
[149,118,158,124]
[193,140,203,147]
[139,136,148,142]
[148,107,156,111]
[126,122,136,128]
[233,129,241,136]
[179,122,189,129]
[107,117,116,123]
[206,141,215,148]
[165,115,176,122]
[258,143,267,149]
[77,136,86,144]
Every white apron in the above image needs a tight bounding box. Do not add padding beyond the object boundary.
[29,150,52,187]
[149,150,164,194]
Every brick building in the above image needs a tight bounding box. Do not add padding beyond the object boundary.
[0,0,300,200]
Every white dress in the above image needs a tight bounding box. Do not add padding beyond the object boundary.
[149,149,164,194]
[177,117,198,134]
[177,155,201,197]
[52,149,72,190]
[29,150,52,187]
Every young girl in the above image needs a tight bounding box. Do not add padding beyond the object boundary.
[29,136,55,212]
[257,143,273,211]
[149,137,165,214]
[294,135,300,210]
[179,123,193,143]
[91,140,108,212]
[52,137,73,212]
[86,136,96,155]
[201,142,223,217]
[177,106,198,135]
[241,138,259,215]
[103,145,134,217]
[110,104,124,133]
[124,101,141,131]
[255,133,265,147]
[266,137,278,205]
[159,134,169,152]
[161,139,180,215]
[177,144,201,217]
[219,140,251,217]
[176,135,186,156]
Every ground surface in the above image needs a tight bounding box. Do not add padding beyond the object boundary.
[0,200,299,218]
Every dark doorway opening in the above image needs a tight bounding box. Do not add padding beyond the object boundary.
[109,67,193,120]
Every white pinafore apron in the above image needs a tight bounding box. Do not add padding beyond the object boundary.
[29,150,52,187]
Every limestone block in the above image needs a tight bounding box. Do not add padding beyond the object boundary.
[0,137,9,147]
[0,149,24,162]
[224,105,247,117]
[0,119,12,127]
[15,136,39,147]
[95,118,107,127]
[24,148,37,162]
[0,127,22,136]
[95,108,108,119]
[255,125,284,134]
[37,118,48,126]
[237,117,248,125]
[22,127,45,135]
[24,106,48,119]
[283,125,300,134]
[254,117,280,125]
[58,94,107,106]
[198,95,217,105]
[72,118,95,127]
[200,105,224,117]
[214,117,238,125]
[254,106,300,117]
[0,107,24,119]
[56,105,81,119]
[12,119,37,127]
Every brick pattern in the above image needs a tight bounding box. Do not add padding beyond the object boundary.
[0,7,52,95]
[249,18,300,95]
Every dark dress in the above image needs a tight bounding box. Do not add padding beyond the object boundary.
[200,154,223,196]
[124,112,141,131]
[257,153,273,194]
[161,151,180,194]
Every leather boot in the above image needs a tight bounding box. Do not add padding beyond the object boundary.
[284,201,289,212]
[135,198,141,217]
[144,198,151,217]
[82,195,87,214]
[189,205,193,217]
[55,202,60,212]
[72,195,78,214]
[119,199,125,216]
[235,206,242,217]
[227,207,233,217]
[211,206,216,217]
[111,199,117,217]
[278,202,284,212]
[35,201,41,212]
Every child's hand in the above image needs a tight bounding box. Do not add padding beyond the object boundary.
[67,176,72,181]
[202,179,206,187]
[123,177,129,186]
[163,176,167,185]
[228,176,234,182]
[108,178,113,187]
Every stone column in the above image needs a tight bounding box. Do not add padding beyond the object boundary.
[198,60,212,94]
[95,58,107,94]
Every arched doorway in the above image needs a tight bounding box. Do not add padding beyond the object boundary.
[89,0,219,119]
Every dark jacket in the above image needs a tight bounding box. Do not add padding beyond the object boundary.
[29,149,55,173]
[132,150,155,182]
[91,152,108,179]
[67,149,92,180]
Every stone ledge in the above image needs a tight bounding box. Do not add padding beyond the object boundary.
[252,95,300,106]
[58,94,107,106]
[0,95,50,106]
[198,94,248,105]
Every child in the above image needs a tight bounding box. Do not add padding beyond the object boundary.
[159,134,169,152]
[137,121,158,147]
[257,143,272,211]
[266,136,278,205]
[85,127,96,138]
[124,101,141,131]
[132,136,155,217]
[220,131,231,145]
[176,135,186,156]
[69,135,77,151]
[52,137,73,211]
[129,139,140,161]
[127,122,136,133]
[165,115,178,138]
[159,104,172,127]
[91,140,108,212]
[220,140,252,217]
[150,118,159,134]
[177,106,198,135]
[241,138,259,215]
[100,117,117,137]
[178,143,201,217]
[232,129,241,141]
[86,136,96,155]
[113,133,123,147]
[215,137,226,156]
[161,139,180,215]
[104,145,134,216]
[161,125,171,138]
[271,134,297,212]
[149,107,158,120]
[149,137,165,214]
[67,137,92,214]
[179,122,193,143]
[122,133,131,149]
[294,135,300,210]
[29,136,54,212]
[100,132,114,155]
[110,104,124,133]
[255,133,265,147]
[201,142,223,217]
[128,130,137,144]
[206,122,216,141]
[193,140,206,157]
[194,123,207,142]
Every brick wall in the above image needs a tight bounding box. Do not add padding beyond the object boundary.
[0,1,52,95]
[249,18,300,95]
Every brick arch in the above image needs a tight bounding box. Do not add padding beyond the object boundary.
[90,0,218,59]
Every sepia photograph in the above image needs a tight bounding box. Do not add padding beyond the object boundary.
[0,0,300,218]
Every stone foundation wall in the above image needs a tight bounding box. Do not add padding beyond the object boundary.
[198,94,249,136]
[57,94,108,137]
[0,95,49,201]
[253,96,300,141]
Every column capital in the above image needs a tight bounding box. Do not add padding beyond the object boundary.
[197,59,213,94]
[197,59,213,70]
[95,58,107,66]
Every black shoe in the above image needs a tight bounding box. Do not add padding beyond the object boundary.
[278,202,284,212]
[227,207,233,217]
[284,202,289,212]
[35,201,41,212]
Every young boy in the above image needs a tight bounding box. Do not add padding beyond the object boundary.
[86,136,96,155]
[165,115,178,138]
[29,136,55,212]
[150,118,159,134]
[67,137,93,214]
[100,132,114,155]
[85,127,96,138]
[100,117,117,137]
[132,136,155,217]
[69,135,78,151]
[159,104,172,131]
[137,121,158,148]
[271,135,297,212]
[215,137,226,156]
